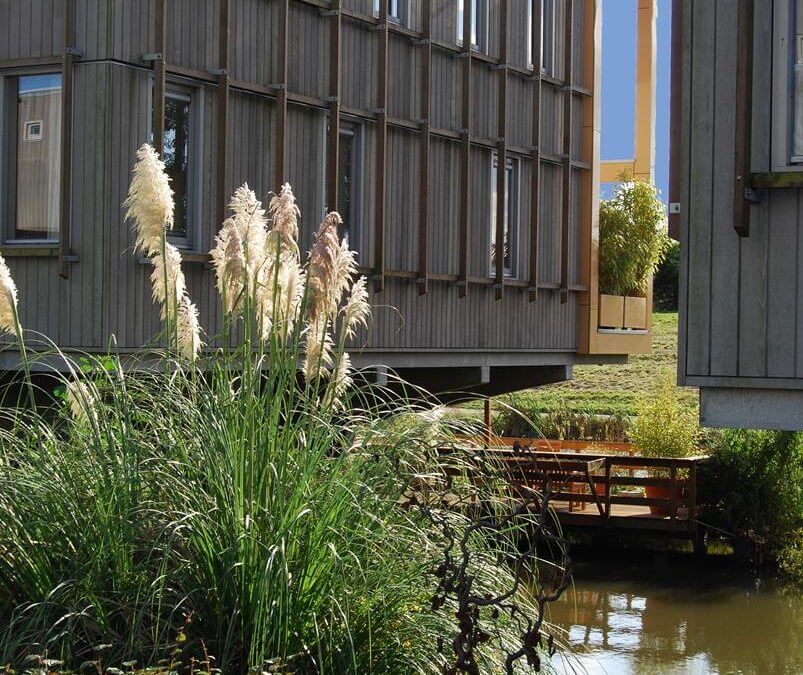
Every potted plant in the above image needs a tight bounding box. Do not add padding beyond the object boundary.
[629,375,699,516]
[598,179,670,330]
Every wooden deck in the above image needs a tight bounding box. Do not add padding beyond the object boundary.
[443,440,710,551]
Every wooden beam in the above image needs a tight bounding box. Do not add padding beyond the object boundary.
[152,0,167,156]
[733,0,754,237]
[633,0,657,181]
[578,0,602,354]
[560,0,574,304]
[668,0,682,239]
[528,0,543,303]
[326,0,342,214]
[275,0,290,186]
[59,0,76,279]
[600,159,635,183]
[458,0,473,298]
[494,0,509,301]
[417,0,432,296]
[216,0,230,227]
[374,0,389,293]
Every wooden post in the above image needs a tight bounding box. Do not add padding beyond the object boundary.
[604,457,611,520]
[578,0,602,352]
[494,0,509,302]
[216,0,230,228]
[59,0,76,279]
[528,0,543,303]
[733,0,754,237]
[559,0,574,304]
[417,0,432,296]
[275,0,290,186]
[483,398,492,449]
[326,1,342,213]
[152,0,167,157]
[669,460,677,520]
[458,0,473,298]
[668,0,682,239]
[374,0,389,293]
[687,461,697,520]
[633,0,657,181]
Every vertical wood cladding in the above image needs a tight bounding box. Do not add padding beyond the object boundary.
[680,0,803,387]
[1,0,590,356]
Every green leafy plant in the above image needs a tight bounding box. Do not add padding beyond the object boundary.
[599,179,671,297]
[653,238,679,311]
[698,430,803,561]
[779,529,803,586]
[0,146,564,673]
[630,375,699,460]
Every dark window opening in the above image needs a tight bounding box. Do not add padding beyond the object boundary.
[3,72,63,241]
[163,91,191,241]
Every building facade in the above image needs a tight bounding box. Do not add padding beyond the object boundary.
[676,0,803,428]
[0,0,640,395]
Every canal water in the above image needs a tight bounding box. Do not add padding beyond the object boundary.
[546,551,803,674]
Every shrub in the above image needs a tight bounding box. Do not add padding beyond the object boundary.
[630,376,699,459]
[779,529,803,586]
[493,400,630,443]
[0,147,560,672]
[653,239,679,311]
[698,430,803,560]
[599,179,671,297]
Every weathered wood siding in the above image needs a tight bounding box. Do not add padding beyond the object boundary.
[680,0,803,389]
[0,0,590,360]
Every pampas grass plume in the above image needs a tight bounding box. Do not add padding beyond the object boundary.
[177,294,202,361]
[124,144,174,256]
[151,243,187,320]
[0,254,19,336]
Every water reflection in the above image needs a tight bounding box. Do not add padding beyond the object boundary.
[547,553,803,674]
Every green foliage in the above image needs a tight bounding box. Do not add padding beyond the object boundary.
[493,399,630,442]
[489,313,697,427]
[780,529,803,586]
[629,376,699,459]
[599,180,671,297]
[653,239,679,311]
[698,430,803,559]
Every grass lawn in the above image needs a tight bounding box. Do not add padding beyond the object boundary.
[495,312,698,418]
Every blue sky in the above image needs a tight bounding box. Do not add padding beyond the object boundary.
[601,0,671,199]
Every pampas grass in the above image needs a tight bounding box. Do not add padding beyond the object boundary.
[0,144,560,674]
[0,254,18,337]
[124,144,174,256]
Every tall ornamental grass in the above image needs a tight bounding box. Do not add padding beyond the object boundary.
[0,145,558,672]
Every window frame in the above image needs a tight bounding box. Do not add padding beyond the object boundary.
[149,77,204,251]
[373,0,408,27]
[326,118,364,258]
[457,0,489,54]
[489,153,520,279]
[0,67,64,245]
[540,0,556,75]
[772,0,803,170]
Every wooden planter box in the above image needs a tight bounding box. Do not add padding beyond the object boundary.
[599,294,648,330]
[599,294,624,328]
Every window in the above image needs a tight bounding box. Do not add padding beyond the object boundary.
[163,90,191,242]
[24,120,43,141]
[457,0,488,53]
[2,72,62,241]
[326,121,362,251]
[772,0,803,168]
[373,0,407,25]
[152,82,199,248]
[539,0,556,74]
[489,154,519,277]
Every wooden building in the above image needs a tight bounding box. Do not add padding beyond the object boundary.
[675,0,803,429]
[0,0,654,396]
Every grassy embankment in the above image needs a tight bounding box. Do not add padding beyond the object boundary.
[498,311,696,418]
